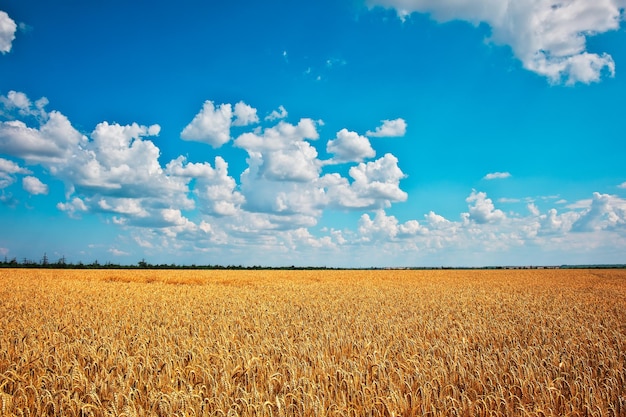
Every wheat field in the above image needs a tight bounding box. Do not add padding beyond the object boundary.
[0,268,625,416]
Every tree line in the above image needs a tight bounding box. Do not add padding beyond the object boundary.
[0,254,339,270]
[1,254,624,270]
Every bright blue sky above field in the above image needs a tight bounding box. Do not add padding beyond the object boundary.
[1,0,625,267]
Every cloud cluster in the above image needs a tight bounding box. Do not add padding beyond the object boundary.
[369,0,625,84]
[1,92,410,253]
[180,100,259,147]
[355,189,626,266]
[2,91,625,265]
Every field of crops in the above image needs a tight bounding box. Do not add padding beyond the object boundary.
[0,268,625,416]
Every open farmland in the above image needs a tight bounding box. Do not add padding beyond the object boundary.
[1,268,625,416]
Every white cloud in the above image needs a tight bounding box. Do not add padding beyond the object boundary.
[1,91,32,114]
[180,100,233,147]
[66,121,190,207]
[484,171,511,180]
[618,181,626,189]
[233,119,409,223]
[498,197,521,203]
[318,154,408,211]
[161,208,193,227]
[8,92,626,266]
[465,190,505,224]
[22,176,48,195]
[366,118,407,137]
[265,105,288,121]
[369,0,624,84]
[0,11,17,54]
[286,228,335,249]
[572,192,626,232]
[56,197,88,217]
[348,153,408,204]
[239,167,326,220]
[425,211,452,229]
[359,210,427,241]
[166,156,244,216]
[0,157,30,189]
[537,208,578,235]
[0,113,87,164]
[133,235,154,248]
[98,197,149,217]
[566,199,592,210]
[0,158,28,175]
[326,128,375,163]
[232,101,259,126]
[348,190,626,266]
[235,118,321,182]
[108,248,129,256]
[527,202,540,216]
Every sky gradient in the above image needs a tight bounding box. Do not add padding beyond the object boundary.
[1,0,625,267]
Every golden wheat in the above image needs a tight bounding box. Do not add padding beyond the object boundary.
[0,268,625,416]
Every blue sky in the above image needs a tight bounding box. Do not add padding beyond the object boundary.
[1,0,625,267]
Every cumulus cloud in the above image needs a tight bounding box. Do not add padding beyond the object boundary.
[56,197,88,218]
[97,197,149,217]
[369,0,624,84]
[180,101,233,147]
[619,181,626,189]
[65,121,192,207]
[9,91,625,266]
[22,176,48,195]
[1,91,32,115]
[1,92,412,243]
[536,207,578,235]
[317,154,408,211]
[235,118,321,182]
[348,153,408,203]
[285,227,335,250]
[1,91,203,226]
[0,157,30,189]
[359,210,427,241]
[0,11,17,54]
[232,101,259,126]
[0,157,29,175]
[265,105,288,121]
[366,118,407,137]
[232,117,410,224]
[484,171,511,180]
[0,112,87,164]
[326,128,375,163]
[465,190,506,224]
[166,156,244,216]
[346,190,626,266]
[572,192,626,232]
